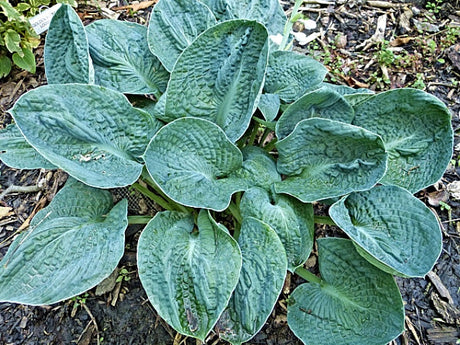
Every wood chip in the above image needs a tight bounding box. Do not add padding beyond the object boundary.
[0,206,13,219]
[427,271,454,304]
[112,0,157,11]
[366,0,406,8]
[405,316,422,345]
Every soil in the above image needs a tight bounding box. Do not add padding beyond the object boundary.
[1,1,460,345]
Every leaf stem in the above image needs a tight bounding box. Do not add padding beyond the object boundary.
[228,201,243,224]
[314,215,337,226]
[279,0,304,51]
[264,138,278,152]
[128,215,152,225]
[248,121,260,146]
[294,267,321,284]
[260,127,273,147]
[131,183,174,211]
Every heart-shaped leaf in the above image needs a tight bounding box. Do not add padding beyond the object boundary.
[275,118,387,202]
[288,238,404,345]
[240,187,314,272]
[258,93,280,122]
[147,0,217,72]
[264,51,327,103]
[164,19,268,142]
[144,117,247,211]
[329,185,442,277]
[217,217,287,345]
[275,86,355,140]
[0,179,127,305]
[86,19,169,96]
[353,88,453,193]
[0,124,56,170]
[138,210,242,341]
[44,4,93,84]
[12,47,35,73]
[10,84,158,188]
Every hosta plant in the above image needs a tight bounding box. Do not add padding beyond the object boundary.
[0,1,453,344]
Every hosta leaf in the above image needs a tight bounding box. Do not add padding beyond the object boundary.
[329,185,442,277]
[164,20,268,142]
[258,93,280,122]
[44,4,93,84]
[144,118,247,211]
[12,48,35,73]
[138,210,242,341]
[240,187,314,272]
[10,84,157,188]
[232,147,280,191]
[288,238,404,345]
[265,51,327,103]
[4,29,22,54]
[322,83,374,96]
[147,0,217,72]
[275,87,355,140]
[275,118,387,202]
[0,124,56,170]
[0,179,127,305]
[353,88,453,193]
[0,55,12,78]
[86,19,169,96]
[217,217,287,344]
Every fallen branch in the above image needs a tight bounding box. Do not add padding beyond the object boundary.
[0,184,44,201]
[366,0,406,8]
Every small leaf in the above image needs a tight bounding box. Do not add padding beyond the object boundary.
[288,238,405,345]
[329,185,442,277]
[217,217,287,344]
[44,4,93,84]
[147,0,217,72]
[265,51,327,102]
[275,118,387,202]
[164,19,268,142]
[144,117,247,211]
[240,187,314,272]
[0,179,127,305]
[10,84,158,188]
[87,19,170,96]
[0,124,56,170]
[4,29,22,54]
[0,55,12,78]
[275,86,355,140]
[353,88,453,193]
[12,48,36,73]
[258,93,280,122]
[138,210,242,341]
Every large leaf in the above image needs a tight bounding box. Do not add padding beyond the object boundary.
[0,179,127,305]
[217,217,287,344]
[10,84,157,188]
[144,117,247,211]
[275,86,355,140]
[138,210,242,341]
[44,4,93,84]
[0,124,56,170]
[240,187,314,272]
[86,19,169,96]
[329,185,442,277]
[275,118,387,202]
[265,51,327,103]
[164,20,268,142]
[353,88,453,193]
[288,238,404,345]
[258,93,280,122]
[147,0,217,72]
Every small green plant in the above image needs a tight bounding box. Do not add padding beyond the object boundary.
[412,73,426,90]
[0,1,454,344]
[116,267,132,283]
[426,0,443,14]
[375,40,398,67]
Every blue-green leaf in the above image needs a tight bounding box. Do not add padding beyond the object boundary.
[0,179,127,305]
[86,19,169,96]
[275,118,387,202]
[138,210,242,341]
[329,185,442,277]
[288,238,404,345]
[164,19,268,142]
[258,93,280,122]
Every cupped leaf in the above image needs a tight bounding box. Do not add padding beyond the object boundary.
[240,187,314,272]
[86,19,169,96]
[138,210,242,341]
[44,4,93,84]
[265,51,327,103]
[353,88,453,193]
[147,0,217,72]
[288,238,405,345]
[10,84,158,188]
[164,19,269,142]
[275,87,355,140]
[275,118,387,203]
[217,217,287,345]
[258,93,280,122]
[329,185,442,277]
[144,117,247,211]
[322,82,374,96]
[231,146,280,191]
[0,124,56,170]
[0,178,127,305]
